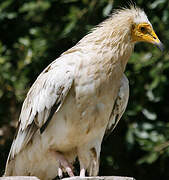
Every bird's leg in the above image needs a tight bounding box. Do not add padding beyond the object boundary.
[88,147,99,176]
[78,144,101,177]
[78,148,95,177]
[77,148,90,177]
[49,150,74,177]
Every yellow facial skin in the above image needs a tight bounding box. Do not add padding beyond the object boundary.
[131,23,164,51]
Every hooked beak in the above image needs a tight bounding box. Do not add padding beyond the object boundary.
[155,41,164,52]
[131,23,164,52]
[148,29,164,52]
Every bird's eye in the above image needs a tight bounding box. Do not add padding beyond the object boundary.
[140,27,146,33]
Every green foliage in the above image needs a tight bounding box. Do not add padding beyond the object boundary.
[0,0,169,179]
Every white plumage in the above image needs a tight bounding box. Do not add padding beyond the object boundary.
[4,6,162,180]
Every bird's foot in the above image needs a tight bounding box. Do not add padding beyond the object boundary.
[49,150,74,178]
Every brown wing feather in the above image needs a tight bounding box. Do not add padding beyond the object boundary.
[6,57,74,162]
[105,74,129,138]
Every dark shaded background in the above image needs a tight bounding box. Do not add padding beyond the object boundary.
[0,0,169,180]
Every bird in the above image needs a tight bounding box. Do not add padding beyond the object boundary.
[4,6,163,180]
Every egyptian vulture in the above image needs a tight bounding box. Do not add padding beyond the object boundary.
[5,6,163,180]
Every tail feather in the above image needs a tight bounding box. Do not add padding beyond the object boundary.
[4,123,38,176]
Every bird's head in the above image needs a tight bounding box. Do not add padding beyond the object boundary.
[130,7,164,51]
[81,6,164,53]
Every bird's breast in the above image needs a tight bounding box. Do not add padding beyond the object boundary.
[42,57,124,151]
[64,60,123,144]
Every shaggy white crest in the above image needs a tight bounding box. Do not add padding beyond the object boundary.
[75,6,152,60]
[131,7,151,24]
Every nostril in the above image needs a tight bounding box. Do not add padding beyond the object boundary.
[153,36,157,40]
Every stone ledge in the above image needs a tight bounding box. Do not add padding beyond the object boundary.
[0,177,40,180]
[62,177,135,180]
[0,176,135,180]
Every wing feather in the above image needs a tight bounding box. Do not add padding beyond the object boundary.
[105,74,129,137]
[8,57,74,160]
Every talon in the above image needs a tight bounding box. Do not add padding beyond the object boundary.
[49,150,74,177]
[66,167,74,177]
[58,167,63,178]
[80,168,85,177]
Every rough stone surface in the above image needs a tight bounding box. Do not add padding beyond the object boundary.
[0,177,40,180]
[62,176,135,180]
[0,176,135,180]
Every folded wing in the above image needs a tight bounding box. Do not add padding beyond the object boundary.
[105,74,129,137]
[7,57,74,161]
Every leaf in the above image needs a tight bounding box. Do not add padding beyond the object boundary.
[103,2,113,17]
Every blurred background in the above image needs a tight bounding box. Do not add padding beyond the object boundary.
[0,0,169,179]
